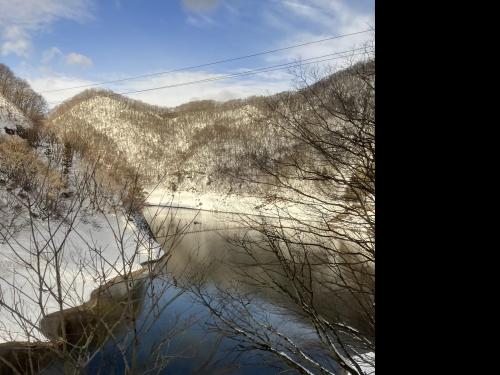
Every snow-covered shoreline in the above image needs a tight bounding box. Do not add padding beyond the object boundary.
[0,203,161,343]
[144,188,326,220]
[145,188,264,214]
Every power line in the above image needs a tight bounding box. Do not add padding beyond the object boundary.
[41,29,373,94]
[120,48,369,96]
[47,47,372,105]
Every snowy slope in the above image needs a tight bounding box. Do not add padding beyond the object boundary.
[47,91,282,194]
[51,95,169,171]
[0,171,162,343]
[1,94,162,343]
[0,93,32,136]
[46,90,363,222]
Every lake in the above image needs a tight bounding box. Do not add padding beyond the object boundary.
[37,205,362,374]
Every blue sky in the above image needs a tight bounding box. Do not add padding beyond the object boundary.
[0,0,374,107]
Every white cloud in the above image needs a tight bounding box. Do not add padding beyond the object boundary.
[41,47,93,68]
[41,46,63,63]
[186,13,217,27]
[262,0,374,62]
[26,69,293,109]
[182,0,221,27]
[65,52,93,67]
[0,26,31,57]
[1,36,31,57]
[182,0,220,12]
[0,0,93,57]
[118,70,291,107]
[26,75,97,106]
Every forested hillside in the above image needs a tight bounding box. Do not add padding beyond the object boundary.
[0,64,46,127]
[47,89,289,194]
[47,60,374,208]
[0,93,33,136]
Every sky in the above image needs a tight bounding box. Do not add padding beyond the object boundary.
[0,0,374,108]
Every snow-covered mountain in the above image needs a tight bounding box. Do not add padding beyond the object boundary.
[46,60,374,212]
[47,90,287,194]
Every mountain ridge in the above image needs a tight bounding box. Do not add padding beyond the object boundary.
[46,59,374,197]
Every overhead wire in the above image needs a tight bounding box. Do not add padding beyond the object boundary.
[47,46,373,105]
[120,48,370,96]
[41,28,374,94]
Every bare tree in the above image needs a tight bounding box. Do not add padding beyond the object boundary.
[1,50,374,374]
[0,64,47,127]
[0,139,200,374]
[191,55,375,375]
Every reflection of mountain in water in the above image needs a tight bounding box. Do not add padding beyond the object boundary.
[145,206,373,336]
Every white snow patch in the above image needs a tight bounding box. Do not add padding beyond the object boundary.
[351,351,375,375]
[0,201,160,343]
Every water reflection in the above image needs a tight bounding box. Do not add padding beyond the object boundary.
[144,206,371,336]
[83,276,308,374]
[24,206,363,374]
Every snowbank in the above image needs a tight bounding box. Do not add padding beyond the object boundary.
[0,200,161,343]
[145,188,264,214]
[352,352,375,375]
[145,187,340,223]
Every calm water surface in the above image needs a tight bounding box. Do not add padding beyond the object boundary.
[44,206,344,374]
